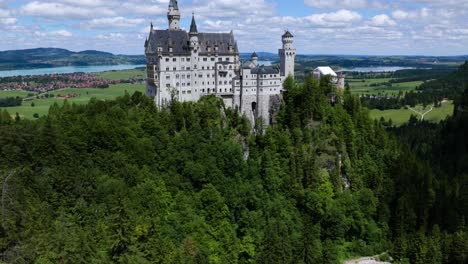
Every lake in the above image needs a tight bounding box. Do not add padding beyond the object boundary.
[337,66,415,73]
[0,61,274,78]
[0,64,146,78]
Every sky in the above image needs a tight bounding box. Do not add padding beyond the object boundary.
[0,0,468,56]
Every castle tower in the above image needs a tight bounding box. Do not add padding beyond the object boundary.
[279,30,296,78]
[167,0,180,30]
[189,13,199,50]
[251,52,258,67]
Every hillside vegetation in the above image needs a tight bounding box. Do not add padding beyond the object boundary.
[0,76,466,263]
[0,48,145,70]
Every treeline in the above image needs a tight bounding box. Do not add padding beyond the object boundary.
[0,76,466,263]
[359,63,468,110]
[0,96,22,107]
[360,90,440,110]
[417,61,468,101]
[390,88,468,263]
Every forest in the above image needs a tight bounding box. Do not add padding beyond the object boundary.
[359,62,468,110]
[0,75,466,263]
[0,96,22,107]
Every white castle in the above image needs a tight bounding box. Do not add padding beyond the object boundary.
[144,0,296,124]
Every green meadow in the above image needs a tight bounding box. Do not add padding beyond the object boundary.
[348,78,422,95]
[1,83,146,119]
[0,90,37,98]
[369,101,454,126]
[94,68,146,80]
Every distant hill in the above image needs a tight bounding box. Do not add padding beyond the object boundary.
[417,61,468,100]
[0,48,146,70]
[240,52,278,61]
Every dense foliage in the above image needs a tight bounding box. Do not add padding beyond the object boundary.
[359,62,468,110]
[0,76,466,263]
[0,48,145,71]
[0,96,22,107]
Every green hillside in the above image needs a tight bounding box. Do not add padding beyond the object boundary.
[0,48,145,70]
[0,76,466,263]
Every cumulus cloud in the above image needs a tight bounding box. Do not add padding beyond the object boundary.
[34,30,73,37]
[82,17,145,29]
[20,1,116,19]
[304,0,388,9]
[305,9,362,27]
[368,14,396,27]
[0,0,466,55]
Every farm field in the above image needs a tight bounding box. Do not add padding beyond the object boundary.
[348,78,423,95]
[369,101,454,126]
[95,68,146,80]
[0,90,37,98]
[0,83,145,119]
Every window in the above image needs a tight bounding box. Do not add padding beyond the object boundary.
[187,58,191,62]
[176,74,179,78]
[202,66,205,70]
[176,82,180,87]
[182,74,185,79]
[218,58,222,62]
[166,84,170,87]
[165,58,169,62]
[166,67,169,71]
[203,58,207,61]
[225,58,230,61]
[211,58,215,61]
[181,58,185,62]
[166,75,170,80]
[173,67,177,71]
[173,58,177,62]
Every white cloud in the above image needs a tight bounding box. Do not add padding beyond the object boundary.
[0,17,16,25]
[82,17,145,29]
[34,29,73,37]
[21,1,116,19]
[305,9,362,27]
[96,33,125,40]
[368,14,396,27]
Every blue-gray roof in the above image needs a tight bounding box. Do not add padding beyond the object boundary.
[146,29,238,56]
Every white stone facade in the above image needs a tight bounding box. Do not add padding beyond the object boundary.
[145,0,296,125]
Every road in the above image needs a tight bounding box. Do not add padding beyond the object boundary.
[343,257,391,264]
[408,105,434,121]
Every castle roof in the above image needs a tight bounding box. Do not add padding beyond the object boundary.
[251,52,258,58]
[169,0,178,9]
[315,66,337,77]
[252,65,280,74]
[146,29,238,56]
[190,14,198,34]
[282,30,293,38]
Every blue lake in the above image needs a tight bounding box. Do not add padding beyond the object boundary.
[337,66,415,73]
[0,61,273,78]
[0,64,146,78]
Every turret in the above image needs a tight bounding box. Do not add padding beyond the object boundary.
[279,30,296,78]
[251,52,258,67]
[167,0,180,30]
[189,13,199,50]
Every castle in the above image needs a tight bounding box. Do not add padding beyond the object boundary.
[144,0,296,125]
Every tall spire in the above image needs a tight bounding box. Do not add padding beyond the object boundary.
[190,12,198,34]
